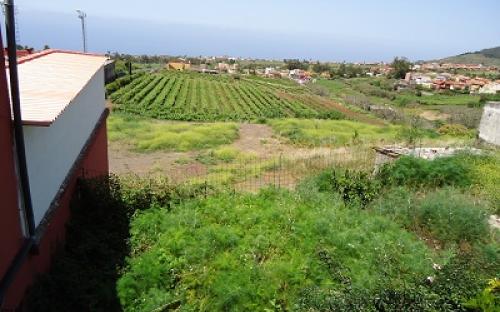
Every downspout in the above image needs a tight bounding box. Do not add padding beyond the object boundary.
[0,0,37,307]
[4,0,36,236]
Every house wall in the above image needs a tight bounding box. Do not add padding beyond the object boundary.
[2,115,109,308]
[0,31,24,288]
[479,102,500,146]
[23,67,105,226]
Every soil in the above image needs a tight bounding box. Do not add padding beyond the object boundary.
[109,123,283,177]
[109,122,360,185]
[420,110,450,121]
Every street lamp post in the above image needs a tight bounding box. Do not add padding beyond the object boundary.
[76,10,87,52]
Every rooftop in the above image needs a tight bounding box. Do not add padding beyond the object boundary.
[6,49,107,126]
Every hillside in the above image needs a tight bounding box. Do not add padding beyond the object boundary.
[438,46,500,66]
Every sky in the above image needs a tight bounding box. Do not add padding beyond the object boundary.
[1,0,500,62]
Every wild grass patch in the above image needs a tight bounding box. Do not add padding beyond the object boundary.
[108,113,239,152]
[269,118,400,146]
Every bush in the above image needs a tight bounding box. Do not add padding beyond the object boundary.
[23,176,207,311]
[437,123,470,136]
[469,153,500,214]
[377,155,472,188]
[296,251,498,311]
[464,278,500,311]
[370,188,490,245]
[316,110,345,120]
[328,169,380,206]
[118,188,437,311]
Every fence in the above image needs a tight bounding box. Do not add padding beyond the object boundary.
[138,146,377,193]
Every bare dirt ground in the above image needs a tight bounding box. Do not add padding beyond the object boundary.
[109,124,368,191]
[109,123,283,177]
[420,110,450,121]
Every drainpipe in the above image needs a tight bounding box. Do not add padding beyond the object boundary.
[4,0,36,236]
[0,0,37,306]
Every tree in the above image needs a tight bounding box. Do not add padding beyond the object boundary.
[337,63,347,77]
[391,57,411,79]
[284,59,308,71]
[312,62,331,74]
[43,44,50,50]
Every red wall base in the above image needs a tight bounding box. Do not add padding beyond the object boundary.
[1,119,108,309]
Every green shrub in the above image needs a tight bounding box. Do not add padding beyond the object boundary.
[377,155,472,188]
[118,188,437,311]
[371,188,490,245]
[464,278,500,311]
[438,123,470,136]
[328,169,380,206]
[297,250,499,311]
[316,110,345,120]
[469,153,500,214]
[23,176,209,311]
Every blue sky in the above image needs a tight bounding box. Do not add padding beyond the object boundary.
[2,0,500,61]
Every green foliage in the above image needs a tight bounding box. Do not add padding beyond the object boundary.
[377,155,473,188]
[296,250,499,311]
[316,110,345,120]
[390,57,411,79]
[108,114,239,152]
[370,188,490,245]
[269,118,400,146]
[327,169,380,206]
[195,146,241,165]
[312,62,331,74]
[470,153,500,213]
[110,71,336,121]
[118,188,437,311]
[438,123,471,136]
[284,59,309,70]
[106,72,144,95]
[23,176,209,311]
[464,278,500,311]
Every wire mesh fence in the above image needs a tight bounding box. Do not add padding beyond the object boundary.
[151,146,377,193]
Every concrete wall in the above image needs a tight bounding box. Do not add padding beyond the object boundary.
[479,102,500,146]
[23,67,105,225]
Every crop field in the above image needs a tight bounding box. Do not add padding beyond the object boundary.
[108,71,347,121]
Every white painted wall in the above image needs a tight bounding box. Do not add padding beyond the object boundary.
[23,67,105,226]
[479,102,500,146]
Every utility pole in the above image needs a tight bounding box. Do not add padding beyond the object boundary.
[76,9,87,52]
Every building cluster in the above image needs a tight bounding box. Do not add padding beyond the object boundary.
[402,72,500,94]
[260,67,313,84]
[414,62,498,72]
[166,59,239,74]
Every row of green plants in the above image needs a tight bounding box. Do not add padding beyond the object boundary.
[108,71,345,121]
[105,72,145,95]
